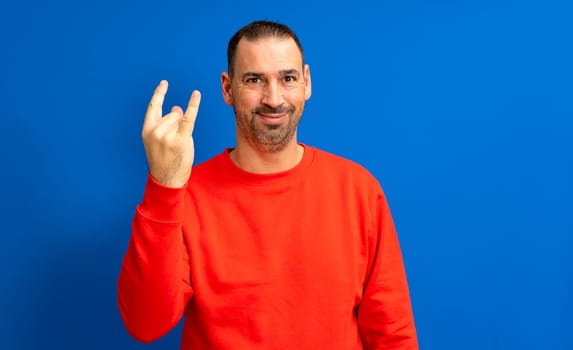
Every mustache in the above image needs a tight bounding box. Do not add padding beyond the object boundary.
[254,105,294,114]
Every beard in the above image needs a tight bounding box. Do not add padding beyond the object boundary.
[235,104,302,153]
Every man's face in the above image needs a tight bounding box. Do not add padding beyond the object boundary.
[222,36,312,152]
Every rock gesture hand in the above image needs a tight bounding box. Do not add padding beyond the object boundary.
[142,80,201,188]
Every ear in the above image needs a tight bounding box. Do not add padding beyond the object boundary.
[304,64,312,100]
[221,72,233,105]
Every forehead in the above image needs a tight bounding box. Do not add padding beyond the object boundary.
[234,36,303,74]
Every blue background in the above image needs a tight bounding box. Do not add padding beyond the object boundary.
[0,0,571,349]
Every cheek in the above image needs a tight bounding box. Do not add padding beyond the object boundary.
[285,89,306,106]
[234,90,262,109]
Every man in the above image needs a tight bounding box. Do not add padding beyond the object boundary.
[118,20,418,349]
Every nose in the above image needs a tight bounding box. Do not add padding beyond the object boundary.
[261,80,284,108]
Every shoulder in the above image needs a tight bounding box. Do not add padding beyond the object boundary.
[308,146,383,192]
[193,151,226,170]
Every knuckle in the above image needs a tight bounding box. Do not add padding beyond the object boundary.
[183,113,196,123]
[148,129,164,143]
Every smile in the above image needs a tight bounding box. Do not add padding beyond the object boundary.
[257,113,287,124]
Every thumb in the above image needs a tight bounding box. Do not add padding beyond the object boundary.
[179,90,201,137]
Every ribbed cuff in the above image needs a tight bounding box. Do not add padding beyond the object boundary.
[138,173,186,222]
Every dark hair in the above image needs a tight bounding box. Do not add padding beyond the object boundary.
[227,20,304,77]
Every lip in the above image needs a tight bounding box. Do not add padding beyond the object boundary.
[257,113,287,124]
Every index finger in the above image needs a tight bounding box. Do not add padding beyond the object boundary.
[144,80,168,126]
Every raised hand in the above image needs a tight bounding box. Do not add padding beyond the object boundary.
[141,80,201,188]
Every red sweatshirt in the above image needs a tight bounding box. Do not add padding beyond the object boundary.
[118,145,418,349]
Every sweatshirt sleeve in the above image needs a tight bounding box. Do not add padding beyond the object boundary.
[117,174,194,343]
[357,192,419,350]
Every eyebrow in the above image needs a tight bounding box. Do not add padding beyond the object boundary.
[242,72,264,80]
[278,69,301,77]
[241,69,301,80]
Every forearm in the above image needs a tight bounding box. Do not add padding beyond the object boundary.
[358,193,418,349]
[358,275,418,349]
[117,175,192,342]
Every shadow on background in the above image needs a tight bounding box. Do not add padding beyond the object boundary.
[0,110,183,350]
[7,220,183,350]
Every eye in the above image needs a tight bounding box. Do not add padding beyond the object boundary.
[245,77,261,84]
[283,75,297,83]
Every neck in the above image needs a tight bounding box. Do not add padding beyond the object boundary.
[230,139,304,174]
